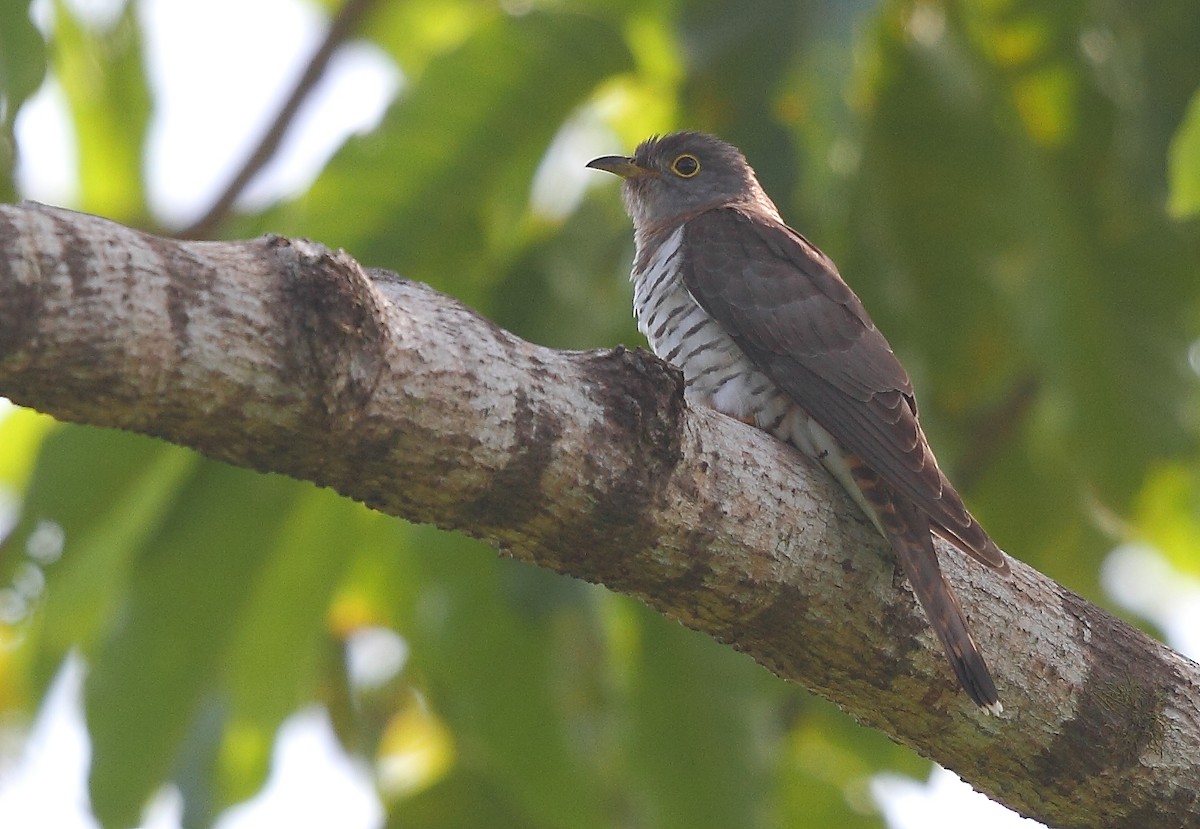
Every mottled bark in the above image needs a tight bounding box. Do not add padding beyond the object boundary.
[1,201,1197,828]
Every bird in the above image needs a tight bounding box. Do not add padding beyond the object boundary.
[587,131,1009,714]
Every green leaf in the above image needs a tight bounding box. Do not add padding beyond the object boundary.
[620,600,779,829]
[52,0,150,219]
[216,489,371,805]
[6,427,197,692]
[0,405,55,492]
[386,768,535,829]
[0,1,45,127]
[1169,87,1200,219]
[0,0,47,200]
[1132,462,1200,575]
[390,525,609,829]
[263,11,633,308]
[84,464,307,829]
[367,0,496,78]
[777,698,924,829]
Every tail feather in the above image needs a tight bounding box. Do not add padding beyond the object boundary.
[932,520,1010,575]
[849,459,1002,713]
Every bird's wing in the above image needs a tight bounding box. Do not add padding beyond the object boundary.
[680,206,1007,572]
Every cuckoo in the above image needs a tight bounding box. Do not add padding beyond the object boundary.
[587,131,1009,713]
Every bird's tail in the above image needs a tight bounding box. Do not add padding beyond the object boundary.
[850,462,1003,713]
[897,523,1002,712]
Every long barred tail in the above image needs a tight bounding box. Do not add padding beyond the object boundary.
[848,458,1003,714]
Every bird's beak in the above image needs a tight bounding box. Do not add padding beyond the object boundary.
[586,155,652,179]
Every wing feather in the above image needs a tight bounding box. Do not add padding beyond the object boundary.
[680,207,1007,572]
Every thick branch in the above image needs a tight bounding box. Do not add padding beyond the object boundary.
[1,202,1197,828]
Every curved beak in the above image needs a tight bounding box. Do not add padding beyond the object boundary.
[586,155,652,179]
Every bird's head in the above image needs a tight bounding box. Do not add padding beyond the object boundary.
[587,131,776,230]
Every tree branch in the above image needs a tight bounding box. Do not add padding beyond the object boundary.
[1,202,1197,828]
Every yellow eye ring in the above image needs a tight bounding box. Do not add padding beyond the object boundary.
[670,154,700,178]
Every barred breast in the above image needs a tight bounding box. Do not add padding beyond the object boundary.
[631,225,880,527]
[631,226,797,440]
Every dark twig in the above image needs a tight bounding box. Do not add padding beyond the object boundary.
[176,0,381,240]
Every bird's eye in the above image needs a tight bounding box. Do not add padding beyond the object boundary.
[670,154,700,178]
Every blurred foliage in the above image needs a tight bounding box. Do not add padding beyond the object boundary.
[0,0,45,202]
[1,0,1199,827]
[1171,88,1200,219]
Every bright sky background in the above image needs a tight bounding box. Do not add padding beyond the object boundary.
[17,0,401,227]
[4,1,1200,827]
